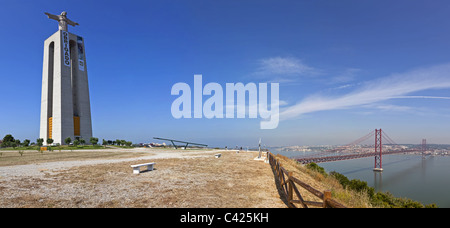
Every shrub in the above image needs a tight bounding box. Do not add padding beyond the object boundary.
[64,137,71,145]
[347,179,375,198]
[371,192,437,208]
[330,171,350,188]
[90,137,99,146]
[329,171,436,208]
[306,162,327,177]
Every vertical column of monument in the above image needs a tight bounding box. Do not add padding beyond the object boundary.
[56,30,75,145]
[78,35,93,141]
[69,33,92,141]
[39,32,57,143]
[69,36,79,139]
[40,30,75,145]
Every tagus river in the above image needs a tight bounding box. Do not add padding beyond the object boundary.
[273,150,450,207]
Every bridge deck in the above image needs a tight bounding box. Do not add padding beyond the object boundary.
[295,150,419,164]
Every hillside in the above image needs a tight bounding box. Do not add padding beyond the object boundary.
[272,153,437,208]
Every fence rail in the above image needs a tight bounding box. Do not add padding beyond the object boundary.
[268,152,346,208]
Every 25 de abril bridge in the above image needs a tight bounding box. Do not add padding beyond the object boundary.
[294,129,429,172]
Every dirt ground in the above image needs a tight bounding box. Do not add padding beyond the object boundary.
[0,149,287,208]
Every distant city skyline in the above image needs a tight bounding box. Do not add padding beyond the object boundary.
[1,1,450,147]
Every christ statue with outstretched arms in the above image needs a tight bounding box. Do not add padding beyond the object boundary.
[45,11,79,31]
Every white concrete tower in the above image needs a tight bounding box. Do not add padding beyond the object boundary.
[40,12,92,145]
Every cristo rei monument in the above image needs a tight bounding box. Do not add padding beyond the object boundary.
[40,11,93,145]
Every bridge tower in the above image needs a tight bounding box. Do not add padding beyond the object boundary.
[373,129,383,172]
[421,139,427,159]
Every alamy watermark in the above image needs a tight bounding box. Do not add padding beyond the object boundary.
[171,75,279,129]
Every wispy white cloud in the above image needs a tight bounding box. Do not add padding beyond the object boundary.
[332,83,360,90]
[279,63,450,121]
[389,95,450,100]
[252,57,319,81]
[365,104,413,112]
[329,68,361,84]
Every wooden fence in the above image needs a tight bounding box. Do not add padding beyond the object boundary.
[268,152,346,208]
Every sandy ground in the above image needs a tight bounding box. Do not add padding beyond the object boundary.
[0,148,286,208]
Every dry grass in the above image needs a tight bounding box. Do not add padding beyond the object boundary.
[0,149,374,208]
[0,151,150,167]
[273,154,373,208]
[0,151,286,208]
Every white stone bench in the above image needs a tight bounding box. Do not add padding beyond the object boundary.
[131,162,155,174]
[215,153,221,158]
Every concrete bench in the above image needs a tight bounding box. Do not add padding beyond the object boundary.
[131,162,155,174]
[215,153,221,158]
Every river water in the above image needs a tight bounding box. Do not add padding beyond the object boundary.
[272,149,450,208]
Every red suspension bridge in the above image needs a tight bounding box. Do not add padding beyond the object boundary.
[294,129,427,172]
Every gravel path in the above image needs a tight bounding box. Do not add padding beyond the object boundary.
[0,149,284,208]
[0,148,230,179]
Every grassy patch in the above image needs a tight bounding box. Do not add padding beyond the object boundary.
[0,151,149,167]
[0,145,107,151]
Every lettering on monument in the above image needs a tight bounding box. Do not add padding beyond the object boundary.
[62,31,70,67]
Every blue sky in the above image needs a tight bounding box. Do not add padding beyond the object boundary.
[1,0,450,147]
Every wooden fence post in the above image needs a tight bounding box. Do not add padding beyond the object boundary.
[288,172,293,208]
[268,153,346,208]
[276,159,280,180]
[323,190,332,208]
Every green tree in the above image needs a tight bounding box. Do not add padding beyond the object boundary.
[80,138,86,145]
[47,138,54,145]
[115,139,121,146]
[15,139,21,147]
[36,138,44,147]
[125,141,132,147]
[64,137,72,145]
[102,139,107,147]
[90,137,99,146]
[3,134,14,142]
[22,139,30,147]
[1,134,15,147]
[73,139,80,147]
